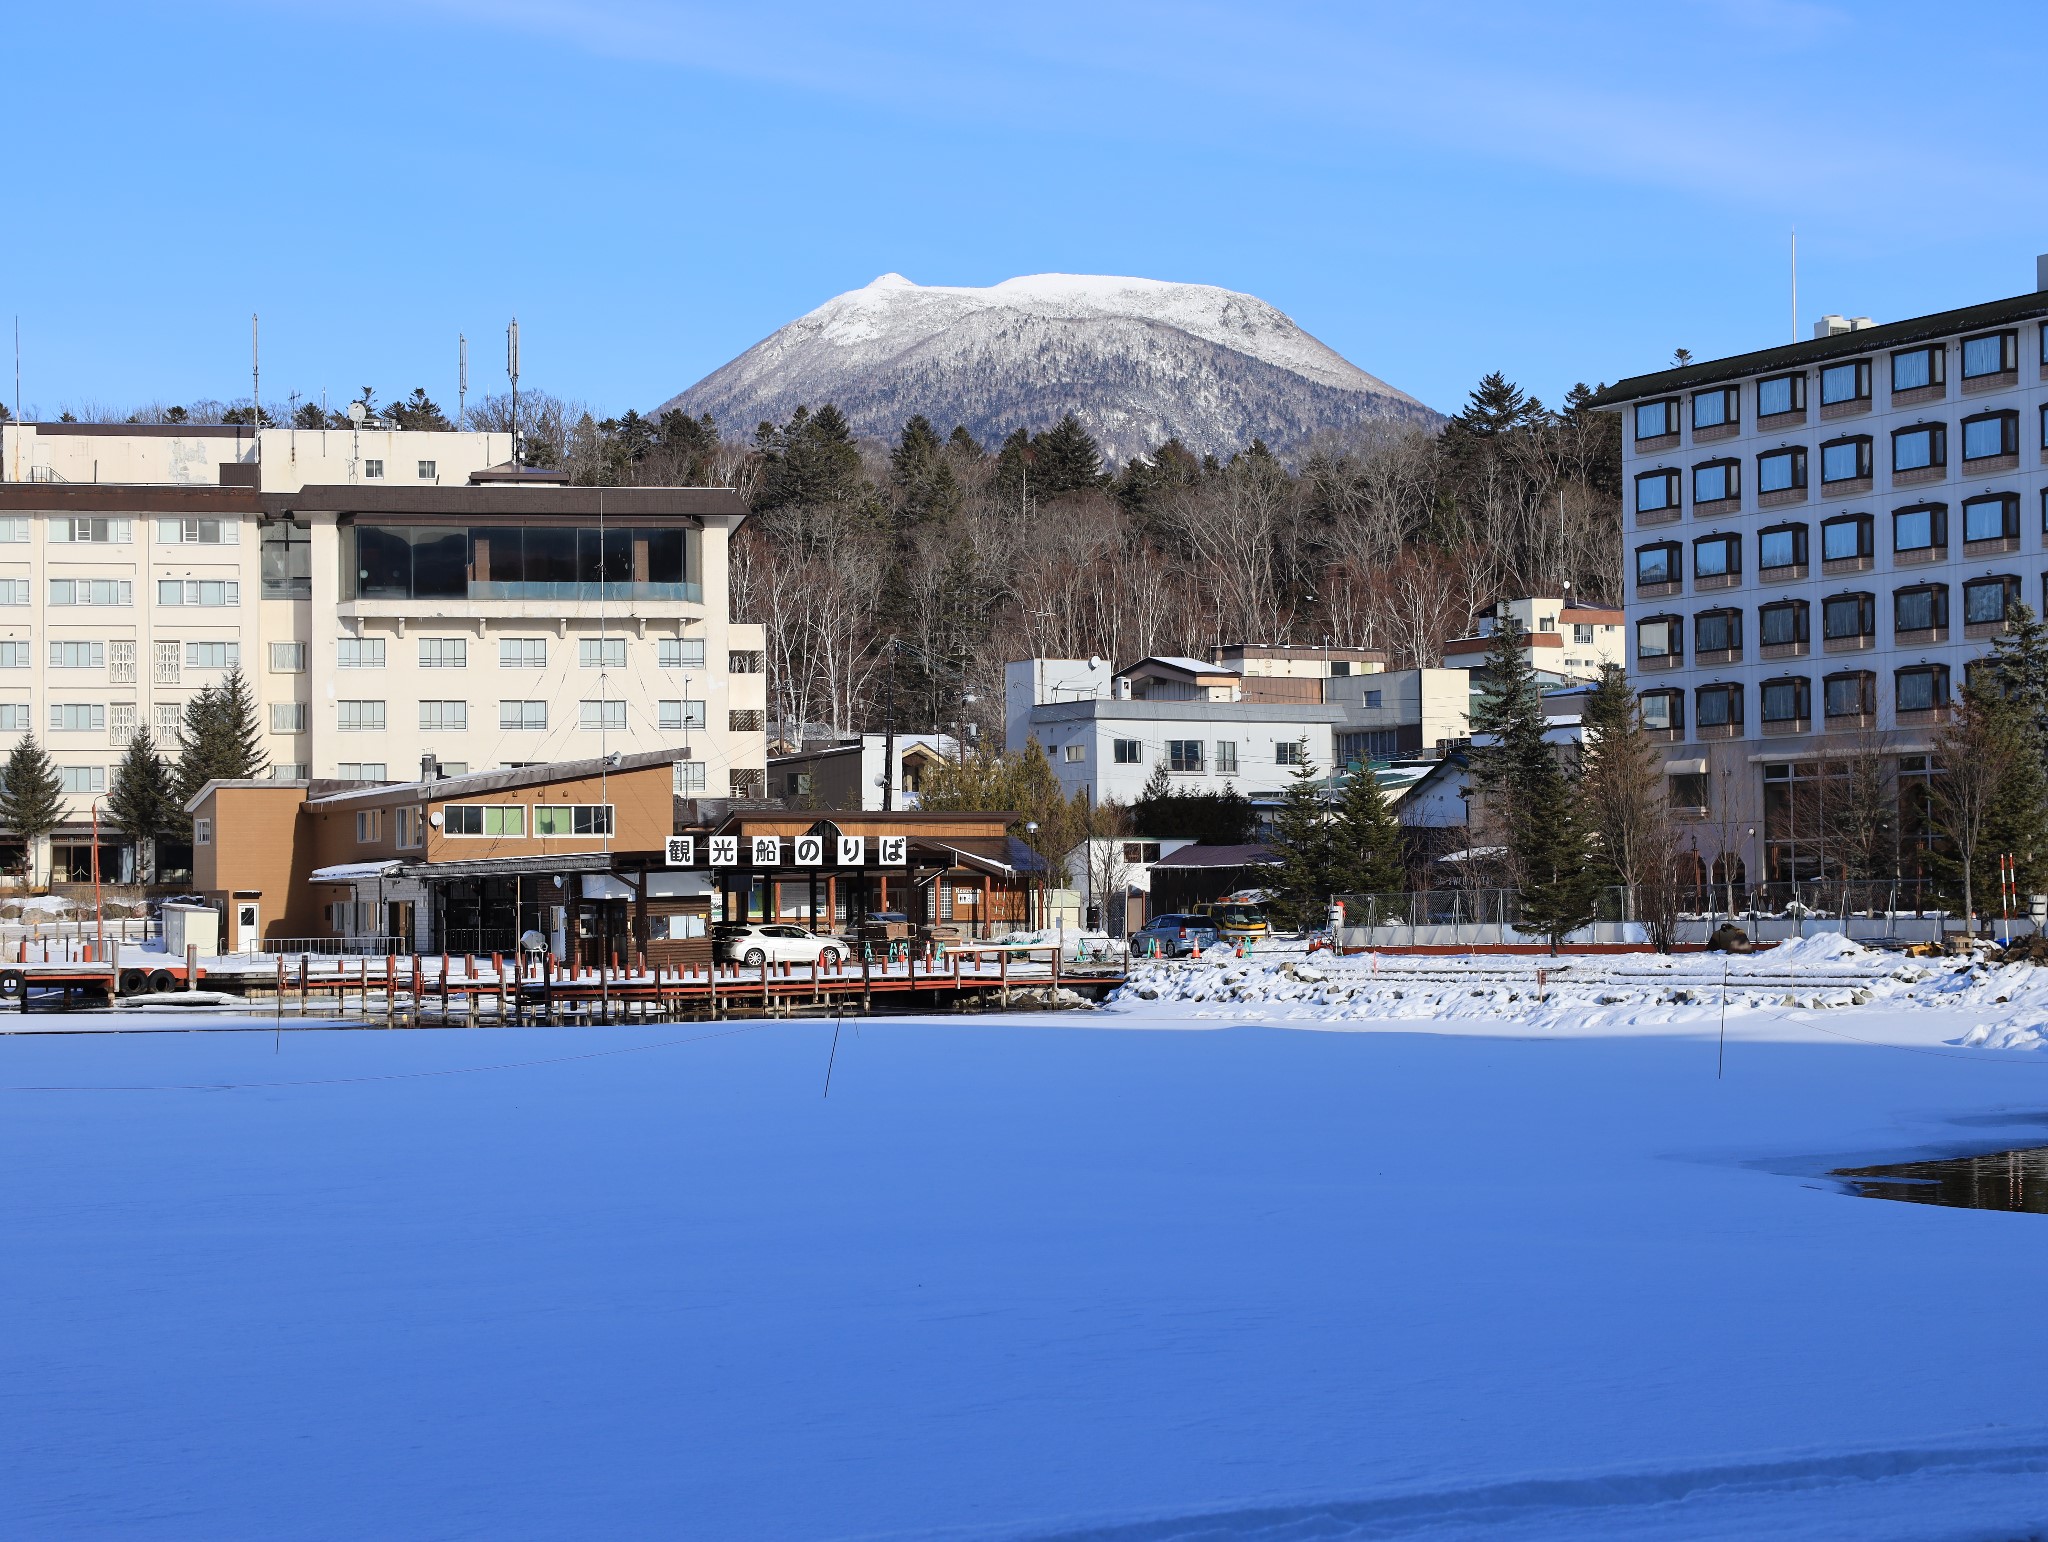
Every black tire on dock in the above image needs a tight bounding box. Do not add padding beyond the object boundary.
[0,969,22,1001]
[118,968,148,997]
[148,969,175,993]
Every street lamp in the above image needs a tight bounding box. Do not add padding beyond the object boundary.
[1024,820,1040,928]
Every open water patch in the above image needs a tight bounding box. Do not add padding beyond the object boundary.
[1837,1146,2048,1213]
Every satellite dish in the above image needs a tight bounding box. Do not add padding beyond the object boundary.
[1087,655,1104,670]
[347,401,368,427]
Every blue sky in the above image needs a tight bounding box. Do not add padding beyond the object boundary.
[8,1,2048,426]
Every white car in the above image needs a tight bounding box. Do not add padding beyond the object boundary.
[715,924,846,968]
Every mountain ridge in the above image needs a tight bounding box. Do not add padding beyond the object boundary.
[655,273,1440,463]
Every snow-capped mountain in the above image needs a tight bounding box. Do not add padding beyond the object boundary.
[655,273,1439,463]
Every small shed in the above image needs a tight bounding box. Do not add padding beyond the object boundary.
[1147,843,1277,914]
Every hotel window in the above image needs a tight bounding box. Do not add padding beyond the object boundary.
[1692,532,1740,580]
[1961,331,2017,379]
[1758,523,1807,573]
[500,637,546,668]
[156,579,237,606]
[1062,743,1086,763]
[1638,689,1682,734]
[0,643,27,669]
[395,807,423,848]
[154,703,180,741]
[356,809,384,843]
[1963,493,2019,544]
[1894,583,1947,634]
[1759,600,1808,648]
[185,641,238,669]
[260,519,311,598]
[1757,372,1805,417]
[419,700,468,731]
[1167,739,1204,772]
[1821,513,1872,563]
[364,459,385,479]
[1818,359,1869,406]
[1215,741,1238,773]
[1692,387,1738,430]
[1274,740,1304,766]
[1760,676,1810,725]
[271,763,307,781]
[1964,575,2020,629]
[337,700,386,731]
[1636,541,1681,588]
[0,704,29,730]
[1694,608,1740,657]
[51,579,132,606]
[109,702,136,747]
[534,805,615,836]
[336,636,386,668]
[1113,739,1142,764]
[1961,411,2018,461]
[49,518,132,544]
[419,637,467,668]
[1691,460,1737,504]
[49,703,104,732]
[658,699,706,730]
[1695,684,1741,732]
[658,636,706,668]
[1757,446,1806,493]
[1819,436,1871,484]
[499,700,547,730]
[271,703,306,733]
[1895,665,1949,713]
[579,699,627,730]
[0,519,25,543]
[48,641,104,669]
[58,766,104,794]
[1633,399,1678,440]
[673,759,706,793]
[336,762,388,781]
[1824,671,1874,720]
[1891,346,1943,393]
[1635,615,1681,662]
[444,804,527,836]
[1893,504,1946,554]
[1635,468,1680,513]
[155,518,236,545]
[1822,592,1875,642]
[269,641,306,673]
[580,636,627,668]
[0,580,27,606]
[1891,424,1944,472]
[417,460,437,480]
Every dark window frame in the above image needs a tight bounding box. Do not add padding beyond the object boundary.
[1820,511,1873,561]
[1895,664,1951,713]
[1890,422,1946,472]
[1892,503,1947,552]
[1635,613,1683,660]
[1759,675,1811,723]
[1757,372,1806,417]
[1758,598,1810,646]
[1638,688,1684,733]
[1634,467,1680,513]
[1961,330,2018,379]
[1691,386,1740,431]
[1822,670,1875,718]
[1693,607,1741,655]
[1818,435,1873,484]
[1757,521,1808,572]
[1963,574,2021,627]
[1961,492,2020,543]
[1822,591,1876,640]
[1960,409,2019,462]
[1818,358,1871,406]
[1690,458,1739,504]
[1633,399,1680,441]
[1890,344,1945,393]
[1635,540,1682,587]
[1692,532,1742,579]
[1757,445,1808,493]
[1695,682,1743,729]
[1893,582,1948,632]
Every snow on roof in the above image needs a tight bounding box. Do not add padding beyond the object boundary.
[311,861,404,882]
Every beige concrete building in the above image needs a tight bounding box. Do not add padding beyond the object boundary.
[0,423,764,881]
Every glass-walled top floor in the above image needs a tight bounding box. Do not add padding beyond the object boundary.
[343,522,702,603]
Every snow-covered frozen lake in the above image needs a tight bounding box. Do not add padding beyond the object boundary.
[6,965,2048,1539]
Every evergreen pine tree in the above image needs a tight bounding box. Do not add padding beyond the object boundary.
[1984,601,2048,773]
[0,733,65,886]
[1469,620,1597,950]
[171,669,268,821]
[1328,764,1404,899]
[889,415,961,524]
[107,728,175,881]
[1268,738,1333,930]
[388,387,452,431]
[1029,414,1105,494]
[993,427,1034,506]
[754,403,866,510]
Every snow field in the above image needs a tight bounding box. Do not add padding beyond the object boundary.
[3,985,2048,1539]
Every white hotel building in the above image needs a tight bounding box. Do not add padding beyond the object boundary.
[1595,266,2048,885]
[0,421,764,880]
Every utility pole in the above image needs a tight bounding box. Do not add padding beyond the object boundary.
[458,333,468,426]
[251,313,261,473]
[506,317,521,467]
[880,639,899,812]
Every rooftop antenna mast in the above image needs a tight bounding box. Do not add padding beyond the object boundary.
[251,313,261,469]
[506,317,520,467]
[1790,229,1798,343]
[458,333,468,427]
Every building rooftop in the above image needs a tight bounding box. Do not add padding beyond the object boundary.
[1586,287,2048,410]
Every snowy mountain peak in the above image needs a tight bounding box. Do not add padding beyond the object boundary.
[658,272,1439,463]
